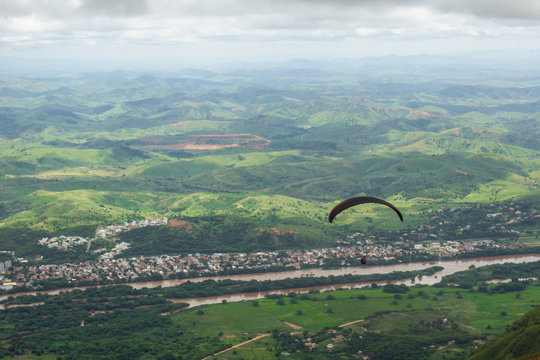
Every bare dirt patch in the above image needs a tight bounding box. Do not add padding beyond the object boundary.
[89,310,114,317]
[219,333,237,340]
[406,109,442,117]
[339,319,365,328]
[168,219,193,231]
[254,227,299,247]
[141,133,271,150]
[283,321,303,330]
[170,121,191,128]
[271,227,298,235]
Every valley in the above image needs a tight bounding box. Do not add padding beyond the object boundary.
[0,62,539,359]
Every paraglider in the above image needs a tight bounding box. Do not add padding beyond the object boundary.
[328,196,403,223]
[328,196,403,265]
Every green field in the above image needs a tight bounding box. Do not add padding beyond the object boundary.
[199,284,540,359]
[2,280,538,360]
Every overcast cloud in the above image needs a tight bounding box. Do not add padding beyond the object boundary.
[1,0,540,69]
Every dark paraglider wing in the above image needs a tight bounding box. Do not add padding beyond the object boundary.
[328,196,403,223]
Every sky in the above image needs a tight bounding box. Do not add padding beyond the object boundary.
[1,0,540,71]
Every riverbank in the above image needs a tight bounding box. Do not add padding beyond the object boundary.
[1,254,539,307]
[5,246,537,293]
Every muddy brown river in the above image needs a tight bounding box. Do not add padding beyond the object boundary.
[1,254,538,308]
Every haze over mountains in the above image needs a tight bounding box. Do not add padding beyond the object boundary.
[1,0,539,358]
[0,56,538,260]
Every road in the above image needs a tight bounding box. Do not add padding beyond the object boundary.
[202,333,271,359]
[203,318,367,358]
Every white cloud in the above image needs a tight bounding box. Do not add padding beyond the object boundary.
[1,0,540,66]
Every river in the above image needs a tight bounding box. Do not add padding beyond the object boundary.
[1,254,538,308]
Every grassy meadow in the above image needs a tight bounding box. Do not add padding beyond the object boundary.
[178,281,540,359]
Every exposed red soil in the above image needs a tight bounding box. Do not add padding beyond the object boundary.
[142,133,271,150]
[168,219,193,231]
[170,121,190,128]
[255,227,299,247]
[271,227,298,235]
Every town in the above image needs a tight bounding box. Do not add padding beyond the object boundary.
[95,218,168,239]
[4,238,526,290]
[0,203,537,290]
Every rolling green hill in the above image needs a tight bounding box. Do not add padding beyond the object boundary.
[0,70,538,258]
[468,306,540,360]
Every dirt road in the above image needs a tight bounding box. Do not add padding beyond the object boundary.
[339,319,365,328]
[202,333,271,359]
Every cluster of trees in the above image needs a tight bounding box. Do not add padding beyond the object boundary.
[382,284,410,294]
[346,330,474,360]
[269,309,476,360]
[156,266,442,299]
[0,286,195,359]
[477,281,527,294]
[438,261,540,288]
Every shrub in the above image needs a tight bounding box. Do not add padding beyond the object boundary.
[383,284,409,294]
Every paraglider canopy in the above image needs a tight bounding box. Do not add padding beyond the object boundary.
[328,196,403,223]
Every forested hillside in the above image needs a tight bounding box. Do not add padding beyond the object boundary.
[468,306,540,360]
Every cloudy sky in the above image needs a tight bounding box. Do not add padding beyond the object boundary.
[1,0,540,70]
